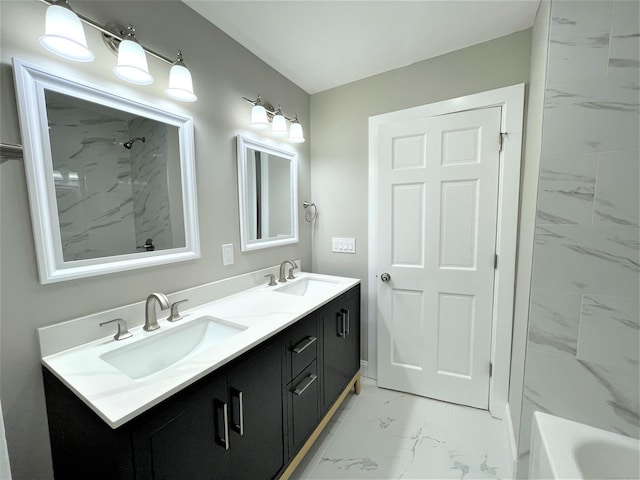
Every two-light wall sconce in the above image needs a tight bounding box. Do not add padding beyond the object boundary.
[38,0,197,102]
[241,95,305,143]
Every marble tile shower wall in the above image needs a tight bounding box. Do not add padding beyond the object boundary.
[129,117,174,251]
[47,105,173,260]
[48,103,136,261]
[518,0,640,471]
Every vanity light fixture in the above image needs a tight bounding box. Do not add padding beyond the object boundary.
[166,50,197,102]
[250,96,269,129]
[113,25,154,85]
[288,116,305,143]
[271,107,288,137]
[39,0,94,62]
[251,104,269,129]
[37,0,197,102]
[242,95,305,143]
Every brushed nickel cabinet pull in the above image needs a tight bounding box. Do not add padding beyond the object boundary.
[293,374,318,396]
[337,312,346,338]
[342,309,350,336]
[292,336,317,354]
[215,400,230,450]
[231,388,244,436]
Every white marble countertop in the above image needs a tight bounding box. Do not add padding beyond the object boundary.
[41,272,359,429]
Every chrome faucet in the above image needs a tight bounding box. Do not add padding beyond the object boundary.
[278,260,298,283]
[144,293,170,331]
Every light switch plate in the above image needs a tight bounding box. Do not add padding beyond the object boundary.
[332,237,356,254]
[222,244,234,266]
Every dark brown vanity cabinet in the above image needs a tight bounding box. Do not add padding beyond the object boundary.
[321,286,361,412]
[44,338,284,480]
[131,370,231,480]
[132,338,284,480]
[43,284,360,480]
[285,314,320,456]
[225,339,284,480]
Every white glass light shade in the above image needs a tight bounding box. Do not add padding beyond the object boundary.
[288,122,305,143]
[113,39,154,85]
[250,105,269,129]
[39,4,94,62]
[166,64,197,102]
[271,113,288,137]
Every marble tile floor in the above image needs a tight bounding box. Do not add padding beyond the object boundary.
[291,377,514,480]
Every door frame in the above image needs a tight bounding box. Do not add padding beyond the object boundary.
[368,84,525,418]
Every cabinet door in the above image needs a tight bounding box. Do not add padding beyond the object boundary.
[132,373,230,480]
[322,287,361,410]
[227,338,284,480]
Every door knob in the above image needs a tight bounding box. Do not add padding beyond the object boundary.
[380,273,391,283]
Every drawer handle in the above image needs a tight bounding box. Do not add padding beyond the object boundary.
[337,312,345,338]
[293,373,318,396]
[292,336,317,354]
[231,388,244,436]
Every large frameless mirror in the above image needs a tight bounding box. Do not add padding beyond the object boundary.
[12,58,200,284]
[237,135,298,251]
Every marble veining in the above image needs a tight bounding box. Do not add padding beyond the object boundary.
[594,150,640,226]
[532,225,639,296]
[577,294,640,369]
[130,117,176,251]
[520,349,639,454]
[46,93,136,261]
[0,144,23,163]
[519,2,639,477]
[293,378,512,480]
[536,153,597,225]
[547,2,613,86]
[44,92,186,261]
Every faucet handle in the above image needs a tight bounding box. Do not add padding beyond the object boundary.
[167,299,188,322]
[264,274,277,286]
[99,318,132,341]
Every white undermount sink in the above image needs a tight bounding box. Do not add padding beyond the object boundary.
[100,316,247,379]
[274,277,338,297]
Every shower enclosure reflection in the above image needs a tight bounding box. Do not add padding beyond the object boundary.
[13,58,199,283]
[46,90,185,262]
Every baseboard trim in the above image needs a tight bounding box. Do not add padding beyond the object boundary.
[360,360,369,379]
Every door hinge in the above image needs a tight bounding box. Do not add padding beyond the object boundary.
[494,254,498,269]
[489,362,493,377]
[498,132,506,152]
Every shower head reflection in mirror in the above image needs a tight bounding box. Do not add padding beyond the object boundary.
[12,57,200,284]
[123,136,146,150]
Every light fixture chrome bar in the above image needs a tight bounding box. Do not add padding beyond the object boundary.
[39,0,173,65]
[242,95,298,123]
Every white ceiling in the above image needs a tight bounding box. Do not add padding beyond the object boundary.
[182,1,539,95]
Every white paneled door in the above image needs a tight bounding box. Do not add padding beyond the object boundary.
[377,107,502,409]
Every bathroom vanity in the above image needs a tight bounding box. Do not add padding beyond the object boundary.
[40,272,360,480]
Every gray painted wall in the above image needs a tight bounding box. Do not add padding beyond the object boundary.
[309,29,533,365]
[516,0,640,475]
[0,1,310,478]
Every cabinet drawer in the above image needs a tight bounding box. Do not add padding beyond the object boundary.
[288,361,319,454]
[286,314,317,381]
